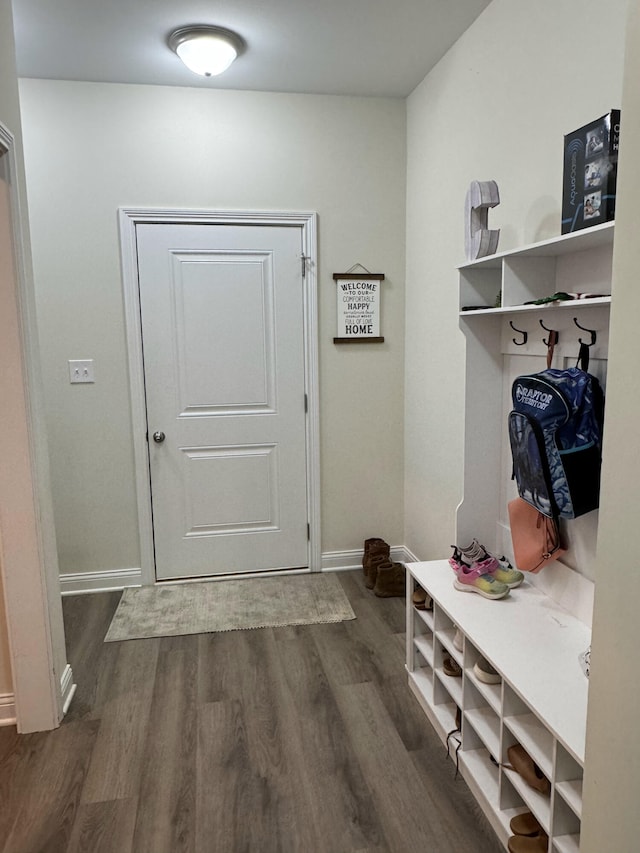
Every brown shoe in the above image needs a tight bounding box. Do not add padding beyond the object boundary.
[373,560,405,597]
[363,539,390,589]
[507,833,548,853]
[443,656,462,677]
[363,538,385,569]
[412,586,432,610]
[507,744,550,794]
[510,812,543,837]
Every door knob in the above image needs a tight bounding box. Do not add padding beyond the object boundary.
[152,431,166,444]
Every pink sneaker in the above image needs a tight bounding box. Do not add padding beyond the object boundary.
[453,563,510,600]
[450,544,524,589]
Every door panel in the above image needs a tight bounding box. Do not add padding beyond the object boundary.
[136,224,308,579]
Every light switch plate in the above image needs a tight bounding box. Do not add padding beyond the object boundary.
[68,359,95,384]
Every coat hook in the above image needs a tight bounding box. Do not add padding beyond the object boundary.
[509,320,528,346]
[539,318,559,346]
[573,317,597,346]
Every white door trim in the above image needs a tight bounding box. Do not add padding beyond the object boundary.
[0,120,68,731]
[118,208,321,584]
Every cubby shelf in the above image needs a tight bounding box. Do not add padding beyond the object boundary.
[458,221,614,314]
[406,561,590,851]
[406,224,613,851]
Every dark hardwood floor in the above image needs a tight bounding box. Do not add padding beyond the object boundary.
[0,570,503,853]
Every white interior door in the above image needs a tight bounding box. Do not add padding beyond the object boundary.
[136,223,309,580]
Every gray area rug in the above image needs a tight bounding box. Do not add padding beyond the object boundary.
[104,572,356,642]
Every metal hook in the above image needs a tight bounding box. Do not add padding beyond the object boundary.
[509,320,528,346]
[573,317,597,346]
[539,318,559,346]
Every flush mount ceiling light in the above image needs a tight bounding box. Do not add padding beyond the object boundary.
[168,25,245,77]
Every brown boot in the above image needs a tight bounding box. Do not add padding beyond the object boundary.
[363,538,384,574]
[373,560,406,598]
[507,833,548,853]
[363,539,390,589]
[510,812,543,838]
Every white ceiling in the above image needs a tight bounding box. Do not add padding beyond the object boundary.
[11,0,491,98]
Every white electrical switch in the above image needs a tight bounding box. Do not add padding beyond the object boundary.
[68,359,95,384]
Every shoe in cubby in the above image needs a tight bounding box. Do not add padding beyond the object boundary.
[473,656,501,685]
[507,832,548,853]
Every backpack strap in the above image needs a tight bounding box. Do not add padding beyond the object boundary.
[546,330,558,369]
[576,341,590,372]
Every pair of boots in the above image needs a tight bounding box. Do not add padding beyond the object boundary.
[362,538,405,597]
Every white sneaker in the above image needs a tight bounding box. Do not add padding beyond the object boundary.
[473,657,501,684]
[453,627,464,652]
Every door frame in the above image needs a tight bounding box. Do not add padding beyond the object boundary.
[0,120,70,732]
[119,208,320,584]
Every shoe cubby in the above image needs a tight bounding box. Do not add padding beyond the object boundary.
[434,658,463,719]
[433,607,461,659]
[405,559,591,851]
[500,729,552,834]
[411,609,434,668]
[503,687,554,786]
[554,746,583,819]
[458,743,501,817]
[406,224,611,852]
[551,795,581,853]
[459,263,501,311]
[407,609,434,700]
[464,641,502,715]
[498,775,538,842]
[462,679,501,760]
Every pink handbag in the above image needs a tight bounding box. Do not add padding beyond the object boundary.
[508,498,565,573]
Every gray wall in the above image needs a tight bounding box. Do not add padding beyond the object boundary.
[404,0,627,559]
[18,81,407,579]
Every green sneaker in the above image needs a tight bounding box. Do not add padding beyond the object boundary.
[453,564,510,600]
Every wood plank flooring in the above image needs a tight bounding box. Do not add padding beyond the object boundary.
[0,570,503,853]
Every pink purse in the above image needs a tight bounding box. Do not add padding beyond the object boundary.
[508,498,565,573]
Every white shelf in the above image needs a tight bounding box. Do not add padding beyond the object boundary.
[434,667,463,708]
[406,561,587,853]
[458,221,614,270]
[460,295,610,318]
[458,221,613,316]
[555,779,583,818]
[413,633,433,668]
[436,625,462,661]
[465,666,502,714]
[501,765,552,829]
[465,706,501,757]
[408,666,432,700]
[503,711,554,781]
[554,834,581,853]
[409,561,589,764]
[406,224,606,852]
[414,606,434,631]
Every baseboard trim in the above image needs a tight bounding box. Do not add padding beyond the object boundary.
[59,550,420,593]
[59,567,142,596]
[321,545,413,572]
[60,664,76,716]
[401,546,421,564]
[0,692,16,727]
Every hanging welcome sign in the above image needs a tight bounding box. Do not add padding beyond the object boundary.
[333,271,385,343]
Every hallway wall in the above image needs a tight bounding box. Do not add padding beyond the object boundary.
[404,0,627,561]
[0,0,67,731]
[18,81,407,582]
[405,0,637,850]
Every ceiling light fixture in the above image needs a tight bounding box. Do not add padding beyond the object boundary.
[168,25,245,77]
